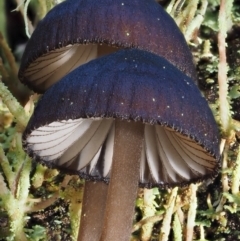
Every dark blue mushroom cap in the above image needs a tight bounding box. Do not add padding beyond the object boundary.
[18,0,196,93]
[23,49,220,188]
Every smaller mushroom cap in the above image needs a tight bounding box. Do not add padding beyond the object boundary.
[23,48,220,188]
[18,0,196,93]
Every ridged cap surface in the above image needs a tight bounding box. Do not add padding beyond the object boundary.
[19,0,196,92]
[23,49,220,187]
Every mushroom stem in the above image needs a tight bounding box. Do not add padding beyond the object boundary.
[78,181,108,241]
[100,119,145,241]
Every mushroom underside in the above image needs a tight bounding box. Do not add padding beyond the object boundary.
[25,118,218,187]
[23,48,220,188]
[23,44,118,92]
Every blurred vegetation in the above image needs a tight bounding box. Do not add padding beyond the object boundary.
[0,0,240,240]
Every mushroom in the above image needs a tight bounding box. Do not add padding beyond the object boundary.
[23,48,220,241]
[18,0,197,93]
[19,1,199,239]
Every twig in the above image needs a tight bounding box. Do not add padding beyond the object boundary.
[132,215,163,233]
[159,187,178,241]
[37,0,48,19]
[185,0,208,43]
[61,175,82,240]
[0,170,9,195]
[231,146,240,194]
[166,0,186,17]
[26,175,72,213]
[0,58,9,79]
[0,144,15,190]
[23,0,32,38]
[0,32,18,77]
[186,184,198,241]
[14,0,34,37]
[173,212,182,241]
[175,0,199,33]
[218,0,233,135]
[25,192,60,213]
[199,225,206,240]
[16,155,32,205]
[216,142,230,212]
[0,79,29,129]
[232,119,240,132]
[140,188,158,240]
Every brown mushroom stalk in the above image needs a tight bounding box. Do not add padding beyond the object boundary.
[100,120,144,241]
[78,181,108,241]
